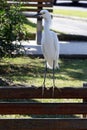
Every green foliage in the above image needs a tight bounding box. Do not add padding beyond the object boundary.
[0,0,27,57]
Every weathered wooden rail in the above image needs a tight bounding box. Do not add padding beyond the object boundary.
[7,0,54,44]
[0,86,87,130]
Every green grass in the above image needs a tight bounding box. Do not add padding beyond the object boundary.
[0,56,87,87]
[53,9,87,18]
[23,19,36,33]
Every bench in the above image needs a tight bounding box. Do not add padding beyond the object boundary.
[7,0,54,44]
[0,86,87,130]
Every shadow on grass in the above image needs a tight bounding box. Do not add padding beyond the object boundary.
[0,57,44,84]
[0,57,87,85]
[58,59,87,81]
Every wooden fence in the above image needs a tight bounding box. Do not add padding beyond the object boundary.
[0,86,87,130]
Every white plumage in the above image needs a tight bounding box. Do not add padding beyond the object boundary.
[40,10,60,69]
[37,10,60,93]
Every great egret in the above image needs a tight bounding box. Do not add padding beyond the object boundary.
[37,10,60,95]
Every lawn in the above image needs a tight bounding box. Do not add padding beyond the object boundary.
[53,9,87,18]
[0,56,87,87]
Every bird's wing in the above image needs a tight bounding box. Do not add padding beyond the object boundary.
[41,43,45,56]
[52,32,60,58]
[41,36,47,60]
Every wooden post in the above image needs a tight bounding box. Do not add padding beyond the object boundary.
[36,2,42,45]
[37,17,42,45]
[83,83,87,118]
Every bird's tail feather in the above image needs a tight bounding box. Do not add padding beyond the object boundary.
[47,61,59,69]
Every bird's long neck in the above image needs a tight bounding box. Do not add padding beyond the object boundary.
[44,19,50,33]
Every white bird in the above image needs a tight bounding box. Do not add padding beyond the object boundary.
[37,10,60,95]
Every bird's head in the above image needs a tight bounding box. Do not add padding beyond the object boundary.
[37,10,52,21]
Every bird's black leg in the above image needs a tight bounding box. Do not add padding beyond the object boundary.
[42,61,47,96]
[52,60,55,97]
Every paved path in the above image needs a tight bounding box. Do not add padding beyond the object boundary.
[28,15,87,36]
[52,16,87,36]
[52,4,87,36]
